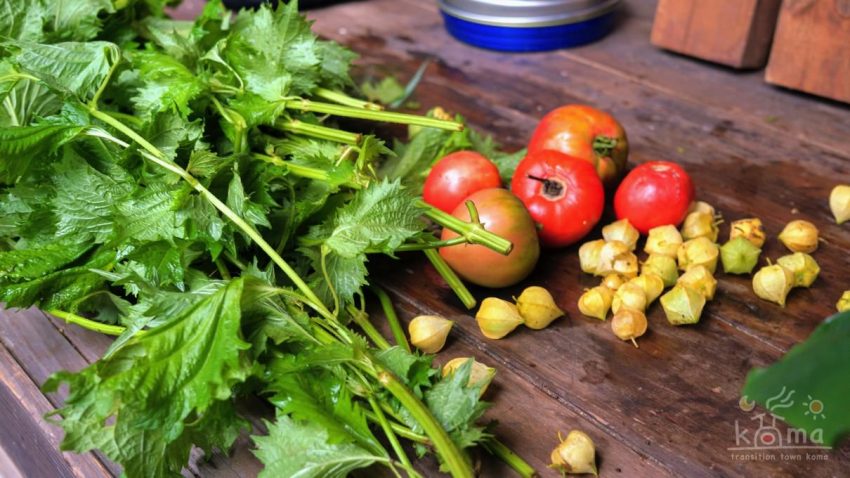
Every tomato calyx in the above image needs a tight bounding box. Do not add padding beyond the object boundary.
[592,135,618,158]
[527,174,567,201]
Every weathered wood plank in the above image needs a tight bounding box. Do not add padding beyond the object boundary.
[0,339,111,478]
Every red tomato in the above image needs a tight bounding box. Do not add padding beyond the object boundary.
[527,104,629,185]
[510,150,605,247]
[440,188,540,288]
[614,161,695,234]
[423,151,502,213]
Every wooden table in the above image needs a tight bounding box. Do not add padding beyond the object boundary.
[2,0,850,476]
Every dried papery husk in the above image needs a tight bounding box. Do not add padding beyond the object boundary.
[602,218,640,251]
[830,185,850,224]
[752,264,794,307]
[611,308,648,347]
[612,282,648,314]
[579,239,606,274]
[550,430,598,476]
[688,200,716,216]
[612,251,639,279]
[776,252,820,288]
[476,297,524,339]
[837,291,850,312]
[681,211,719,242]
[677,237,720,273]
[660,285,706,325]
[516,286,564,330]
[409,315,454,353]
[641,254,679,287]
[644,225,683,257]
[729,218,766,248]
[596,240,631,276]
[778,220,819,253]
[677,265,717,300]
[578,286,614,321]
[442,357,497,396]
[628,274,665,304]
[720,237,761,275]
[601,273,627,291]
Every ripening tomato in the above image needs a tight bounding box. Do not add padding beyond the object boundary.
[510,150,605,247]
[614,161,695,234]
[527,104,628,185]
[423,151,502,213]
[440,188,540,288]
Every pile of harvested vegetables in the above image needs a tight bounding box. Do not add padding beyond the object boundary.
[1,1,848,477]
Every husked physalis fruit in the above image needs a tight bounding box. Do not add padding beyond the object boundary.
[476,297,524,339]
[831,185,850,224]
[644,225,683,257]
[778,220,819,253]
[660,285,706,325]
[642,254,679,287]
[776,252,820,288]
[442,357,496,396]
[550,430,598,476]
[579,239,605,274]
[837,291,850,312]
[612,282,648,314]
[601,273,627,291]
[628,274,665,304]
[409,315,453,353]
[611,309,648,347]
[602,218,640,251]
[729,218,766,248]
[677,265,717,300]
[688,200,716,216]
[596,240,631,276]
[677,237,720,273]
[720,237,761,275]
[753,264,794,307]
[578,286,614,321]
[681,211,719,242]
[516,286,565,330]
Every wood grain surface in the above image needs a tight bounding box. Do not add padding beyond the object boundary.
[1,0,849,477]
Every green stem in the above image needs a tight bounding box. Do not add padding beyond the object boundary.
[377,369,473,478]
[592,135,617,158]
[484,439,538,478]
[371,286,410,352]
[349,306,392,350]
[314,87,383,111]
[214,258,231,280]
[284,99,463,131]
[368,396,419,477]
[276,119,362,144]
[90,108,334,321]
[417,199,512,255]
[391,236,466,252]
[88,52,120,108]
[422,247,476,310]
[364,410,429,444]
[48,309,130,336]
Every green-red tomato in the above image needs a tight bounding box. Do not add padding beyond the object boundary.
[527,104,628,185]
[440,188,540,288]
[511,150,605,248]
[423,151,502,213]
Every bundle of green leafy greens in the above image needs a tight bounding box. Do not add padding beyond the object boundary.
[0,1,531,477]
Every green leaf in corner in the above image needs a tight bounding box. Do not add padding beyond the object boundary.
[253,415,387,478]
[742,310,850,447]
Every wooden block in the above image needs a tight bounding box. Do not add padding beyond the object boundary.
[651,0,782,68]
[765,0,850,103]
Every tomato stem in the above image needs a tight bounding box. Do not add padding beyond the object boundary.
[417,199,513,255]
[592,135,618,157]
[464,200,481,225]
[422,246,477,310]
[527,174,564,198]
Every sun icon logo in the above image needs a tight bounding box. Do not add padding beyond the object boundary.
[803,396,826,420]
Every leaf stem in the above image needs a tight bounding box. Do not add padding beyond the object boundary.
[370,286,410,352]
[315,87,383,111]
[284,99,464,131]
[422,247,476,310]
[276,119,362,144]
[377,369,474,478]
[214,258,232,279]
[349,306,392,350]
[392,236,467,252]
[417,199,512,255]
[48,309,131,336]
[368,396,419,477]
[363,410,429,444]
[484,439,538,478]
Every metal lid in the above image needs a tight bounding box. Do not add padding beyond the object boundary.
[438,0,620,28]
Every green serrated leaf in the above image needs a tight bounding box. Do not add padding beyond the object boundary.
[0,124,87,182]
[129,50,206,119]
